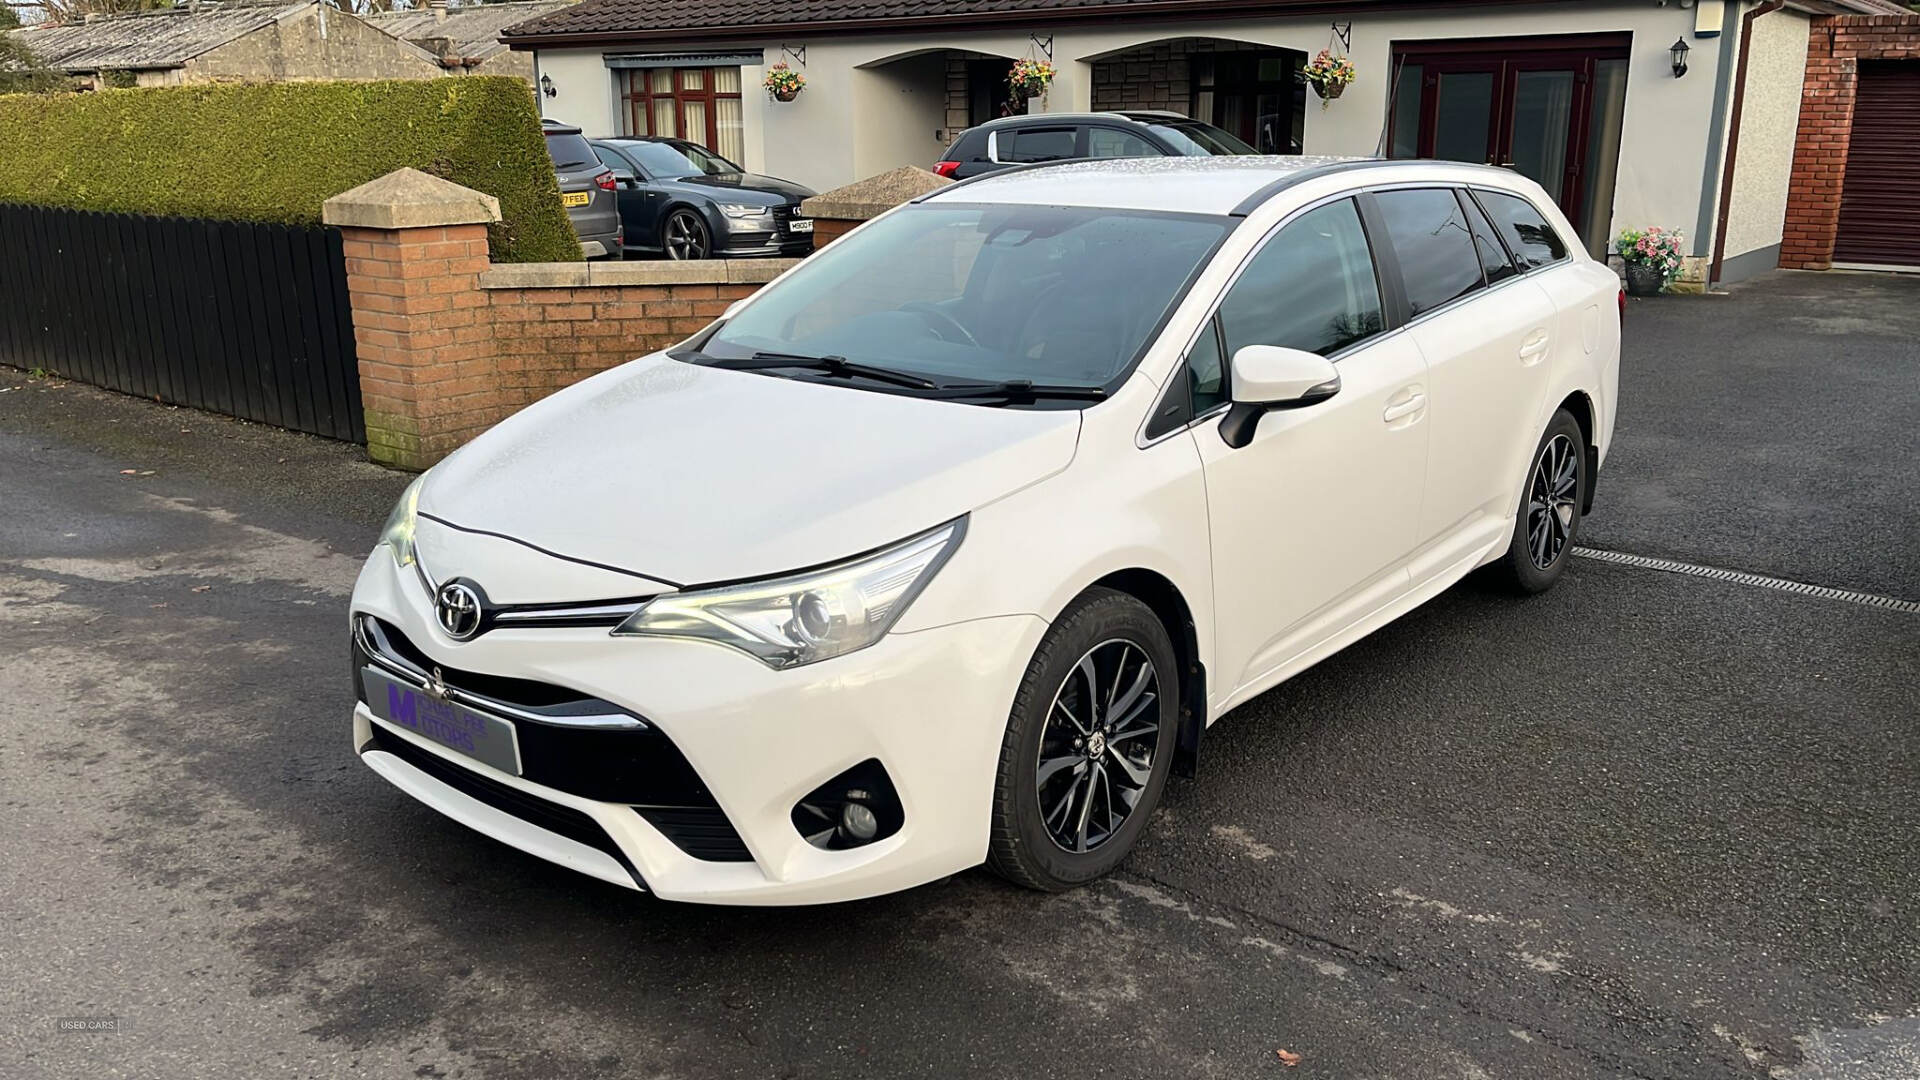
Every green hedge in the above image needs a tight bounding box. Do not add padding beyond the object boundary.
[0,76,579,262]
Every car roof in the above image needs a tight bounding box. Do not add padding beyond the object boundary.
[918,156,1534,217]
[975,111,1196,130]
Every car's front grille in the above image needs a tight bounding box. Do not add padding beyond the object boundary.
[353,616,755,863]
[365,723,647,887]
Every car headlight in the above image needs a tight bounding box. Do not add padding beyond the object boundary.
[719,203,772,219]
[613,519,965,669]
[378,474,425,569]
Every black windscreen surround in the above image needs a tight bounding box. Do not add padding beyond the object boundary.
[1373,188,1486,316]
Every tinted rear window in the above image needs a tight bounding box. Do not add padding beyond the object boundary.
[1475,189,1568,269]
[947,128,989,163]
[1374,188,1484,316]
[1002,127,1077,163]
[544,132,597,170]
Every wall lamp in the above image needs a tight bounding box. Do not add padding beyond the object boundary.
[539,73,557,98]
[1670,37,1690,78]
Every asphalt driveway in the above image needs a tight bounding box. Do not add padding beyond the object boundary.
[1,269,1915,1080]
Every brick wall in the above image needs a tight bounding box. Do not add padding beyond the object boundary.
[1779,14,1920,269]
[339,220,791,468]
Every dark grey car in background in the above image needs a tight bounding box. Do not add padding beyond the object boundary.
[590,137,816,260]
[933,111,1259,181]
[543,120,621,260]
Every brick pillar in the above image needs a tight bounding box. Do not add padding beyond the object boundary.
[1780,22,1852,270]
[799,165,953,248]
[322,168,502,469]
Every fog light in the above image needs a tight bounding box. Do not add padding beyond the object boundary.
[792,759,903,850]
[840,799,878,841]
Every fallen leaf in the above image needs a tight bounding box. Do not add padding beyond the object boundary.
[190,585,212,593]
[119,469,137,475]
[1276,1049,1302,1067]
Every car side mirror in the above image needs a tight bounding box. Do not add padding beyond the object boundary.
[1218,345,1341,449]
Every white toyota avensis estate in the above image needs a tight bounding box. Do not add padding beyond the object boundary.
[350,157,1621,905]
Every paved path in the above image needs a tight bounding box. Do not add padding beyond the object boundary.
[2,271,1915,1079]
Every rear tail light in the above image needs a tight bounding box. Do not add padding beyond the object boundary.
[594,171,617,192]
[932,161,960,179]
[1617,287,1626,319]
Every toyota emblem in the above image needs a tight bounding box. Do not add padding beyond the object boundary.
[435,580,484,640]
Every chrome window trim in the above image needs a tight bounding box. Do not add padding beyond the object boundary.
[355,616,645,730]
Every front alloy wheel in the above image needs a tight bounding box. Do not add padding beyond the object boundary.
[1036,640,1162,853]
[988,588,1178,891]
[664,210,710,260]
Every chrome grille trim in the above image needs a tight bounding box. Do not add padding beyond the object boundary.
[354,615,645,729]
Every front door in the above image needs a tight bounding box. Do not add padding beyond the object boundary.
[1190,198,1429,697]
[1388,35,1629,256]
[1192,50,1306,154]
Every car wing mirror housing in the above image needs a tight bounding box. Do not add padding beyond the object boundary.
[1218,345,1341,449]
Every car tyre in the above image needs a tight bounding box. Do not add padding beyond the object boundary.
[1493,409,1588,594]
[986,588,1179,892]
[663,209,710,260]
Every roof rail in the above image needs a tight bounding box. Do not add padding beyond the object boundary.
[1226,157,1519,215]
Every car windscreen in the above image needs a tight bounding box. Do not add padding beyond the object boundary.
[544,132,598,170]
[624,140,740,177]
[1146,121,1258,156]
[697,204,1231,390]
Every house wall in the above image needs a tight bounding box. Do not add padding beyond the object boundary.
[187,4,444,82]
[852,51,950,178]
[531,0,1742,251]
[1780,13,1920,270]
[1719,7,1810,281]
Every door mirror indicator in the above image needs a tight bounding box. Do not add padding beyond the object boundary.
[1219,345,1341,448]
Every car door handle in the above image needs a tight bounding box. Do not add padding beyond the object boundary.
[1518,330,1551,365]
[1382,391,1426,424]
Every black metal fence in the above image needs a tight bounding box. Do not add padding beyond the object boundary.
[0,203,364,443]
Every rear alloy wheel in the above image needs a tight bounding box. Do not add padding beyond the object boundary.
[987,588,1178,891]
[663,210,710,260]
[1493,409,1587,593]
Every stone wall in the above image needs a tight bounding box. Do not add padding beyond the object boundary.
[1090,39,1210,114]
[1779,13,1920,269]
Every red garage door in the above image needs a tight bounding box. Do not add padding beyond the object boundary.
[1834,60,1920,268]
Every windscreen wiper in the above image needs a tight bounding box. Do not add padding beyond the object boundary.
[926,379,1109,403]
[705,351,940,390]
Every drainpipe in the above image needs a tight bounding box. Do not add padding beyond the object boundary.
[1709,0,1787,285]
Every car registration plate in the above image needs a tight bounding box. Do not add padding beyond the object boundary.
[787,218,814,234]
[363,667,521,776]
[561,192,592,208]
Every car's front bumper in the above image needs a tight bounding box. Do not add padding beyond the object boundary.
[348,551,1043,905]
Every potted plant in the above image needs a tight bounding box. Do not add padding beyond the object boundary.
[1007,58,1056,101]
[763,63,804,103]
[1616,226,1685,296]
[1301,49,1356,103]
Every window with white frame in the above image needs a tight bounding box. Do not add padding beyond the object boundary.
[619,67,745,165]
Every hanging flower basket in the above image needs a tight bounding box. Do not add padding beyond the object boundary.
[1301,49,1355,105]
[1007,57,1055,100]
[763,62,805,103]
